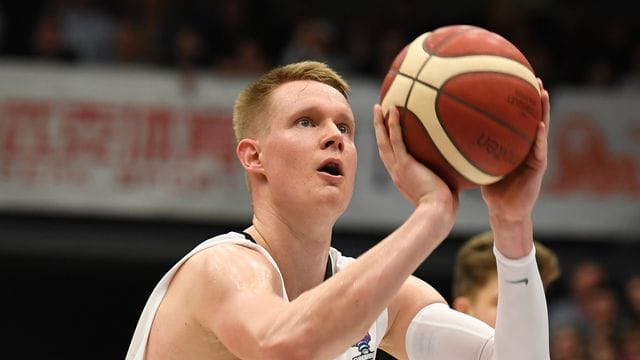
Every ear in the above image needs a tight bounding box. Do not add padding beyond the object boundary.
[452,296,471,314]
[236,138,264,175]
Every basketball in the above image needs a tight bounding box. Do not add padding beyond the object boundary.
[380,24,542,190]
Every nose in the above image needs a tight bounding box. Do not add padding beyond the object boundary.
[321,123,344,152]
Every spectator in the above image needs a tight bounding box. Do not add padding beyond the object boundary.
[581,286,624,343]
[369,28,407,78]
[620,324,640,360]
[57,0,117,62]
[171,24,210,69]
[215,36,270,76]
[29,12,77,62]
[550,326,586,360]
[622,274,640,330]
[169,24,210,93]
[587,336,619,360]
[113,20,147,64]
[341,17,374,75]
[585,58,616,86]
[627,275,640,317]
[278,17,348,72]
[550,260,607,336]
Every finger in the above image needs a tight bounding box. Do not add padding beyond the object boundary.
[533,121,548,165]
[541,89,550,130]
[537,78,550,164]
[387,106,408,157]
[538,77,551,130]
[372,104,396,167]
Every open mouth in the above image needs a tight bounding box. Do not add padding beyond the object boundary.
[318,162,343,176]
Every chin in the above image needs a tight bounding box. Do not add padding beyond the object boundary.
[315,192,351,218]
[323,186,352,203]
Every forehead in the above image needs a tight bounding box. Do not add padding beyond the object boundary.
[267,80,353,121]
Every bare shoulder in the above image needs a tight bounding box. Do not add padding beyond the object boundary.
[147,243,285,358]
[175,243,283,302]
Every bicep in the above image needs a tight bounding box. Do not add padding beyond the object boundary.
[381,275,498,359]
[404,303,495,359]
[380,275,446,359]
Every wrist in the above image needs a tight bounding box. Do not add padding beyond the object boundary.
[412,196,456,242]
[488,211,531,227]
[489,216,534,259]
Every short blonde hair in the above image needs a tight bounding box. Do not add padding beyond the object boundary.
[452,231,561,299]
[233,61,350,141]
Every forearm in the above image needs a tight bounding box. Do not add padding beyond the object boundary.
[494,245,550,359]
[404,247,549,360]
[284,202,450,357]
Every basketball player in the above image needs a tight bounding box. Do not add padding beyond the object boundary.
[452,230,561,327]
[127,60,552,359]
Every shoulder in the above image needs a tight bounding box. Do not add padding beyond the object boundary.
[181,240,283,296]
[159,233,284,314]
[180,232,279,282]
[148,234,288,357]
[159,238,285,331]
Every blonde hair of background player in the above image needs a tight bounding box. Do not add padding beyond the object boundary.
[452,230,561,327]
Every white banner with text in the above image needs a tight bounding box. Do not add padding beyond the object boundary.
[0,62,638,238]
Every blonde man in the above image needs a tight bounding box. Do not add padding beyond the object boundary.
[452,231,561,327]
[127,61,552,359]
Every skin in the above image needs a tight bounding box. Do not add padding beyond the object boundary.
[452,274,500,328]
[146,78,551,359]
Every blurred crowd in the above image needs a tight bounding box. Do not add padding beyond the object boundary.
[0,0,639,88]
[549,261,640,360]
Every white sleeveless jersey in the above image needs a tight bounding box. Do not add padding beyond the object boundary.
[126,231,389,360]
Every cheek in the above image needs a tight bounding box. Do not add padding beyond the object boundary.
[472,302,497,328]
[264,137,306,166]
[473,292,498,320]
[346,143,358,170]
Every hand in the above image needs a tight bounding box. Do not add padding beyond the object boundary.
[373,104,458,212]
[481,78,550,221]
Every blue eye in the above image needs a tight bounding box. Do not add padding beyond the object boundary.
[297,118,312,127]
[337,124,349,134]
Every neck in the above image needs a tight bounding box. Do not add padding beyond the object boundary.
[246,208,333,300]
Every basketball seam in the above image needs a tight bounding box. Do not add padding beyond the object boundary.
[393,69,531,177]
[391,68,493,181]
[428,26,477,56]
[442,90,535,145]
[403,49,433,107]
[394,68,503,180]
[425,26,533,69]
[405,71,535,144]
[401,107,475,186]
[391,69,535,144]
[399,49,433,140]
[434,95,507,177]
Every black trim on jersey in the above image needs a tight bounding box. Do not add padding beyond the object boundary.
[241,231,333,280]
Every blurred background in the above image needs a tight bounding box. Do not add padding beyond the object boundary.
[0,0,639,358]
